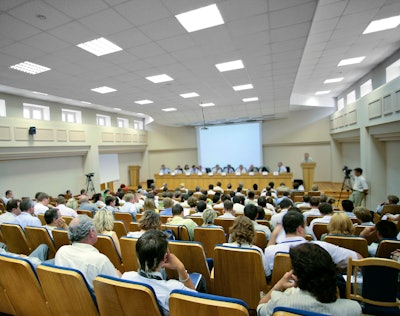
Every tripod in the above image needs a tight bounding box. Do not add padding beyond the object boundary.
[337,175,352,207]
[86,175,96,197]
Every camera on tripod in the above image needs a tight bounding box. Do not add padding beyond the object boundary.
[86,172,95,178]
[342,166,352,177]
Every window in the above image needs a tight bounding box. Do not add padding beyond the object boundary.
[117,117,129,128]
[96,114,111,126]
[133,119,144,130]
[346,90,356,105]
[337,97,344,111]
[386,58,400,83]
[0,99,5,117]
[360,79,372,97]
[62,109,82,123]
[23,103,50,120]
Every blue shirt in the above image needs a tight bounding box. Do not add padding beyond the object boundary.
[12,212,42,229]
[159,208,172,216]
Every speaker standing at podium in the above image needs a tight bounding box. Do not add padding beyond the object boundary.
[303,153,313,162]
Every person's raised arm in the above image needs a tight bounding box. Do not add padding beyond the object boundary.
[162,251,195,290]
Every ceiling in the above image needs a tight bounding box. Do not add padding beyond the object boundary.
[0,0,400,127]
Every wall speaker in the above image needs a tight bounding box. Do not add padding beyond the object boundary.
[29,127,36,135]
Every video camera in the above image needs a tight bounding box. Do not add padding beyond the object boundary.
[342,166,352,177]
[85,172,95,178]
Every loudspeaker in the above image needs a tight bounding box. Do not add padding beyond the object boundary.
[28,127,36,135]
[147,179,154,189]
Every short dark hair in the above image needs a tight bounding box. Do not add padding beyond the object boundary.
[310,197,319,207]
[244,204,258,220]
[318,202,333,215]
[375,220,397,239]
[282,210,304,233]
[172,204,184,216]
[279,198,293,209]
[20,198,34,212]
[302,194,311,203]
[136,230,168,272]
[224,200,233,211]
[341,199,354,212]
[105,195,116,206]
[248,191,255,199]
[354,167,363,174]
[257,196,267,207]
[290,243,337,303]
[44,208,59,224]
[6,199,20,213]
[232,196,241,204]
[196,200,207,213]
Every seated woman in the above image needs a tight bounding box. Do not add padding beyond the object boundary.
[128,210,162,238]
[93,209,121,256]
[143,198,159,213]
[257,243,361,315]
[353,206,374,226]
[321,212,355,240]
[201,208,223,229]
[92,193,106,208]
[223,216,269,276]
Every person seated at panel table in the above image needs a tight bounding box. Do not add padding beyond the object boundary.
[159,164,171,174]
[248,164,259,173]
[276,162,287,173]
[197,165,206,173]
[211,164,223,174]
[183,164,190,173]
[235,164,247,174]
[223,164,235,174]
[174,165,183,174]
[189,164,198,174]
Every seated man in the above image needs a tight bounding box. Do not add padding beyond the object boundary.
[121,230,196,315]
[276,162,287,173]
[244,204,271,241]
[0,198,21,225]
[44,208,68,238]
[13,198,42,229]
[168,204,198,240]
[359,220,398,256]
[376,194,399,214]
[159,164,170,174]
[309,202,334,231]
[55,215,121,289]
[160,197,174,216]
[218,200,235,218]
[78,196,98,215]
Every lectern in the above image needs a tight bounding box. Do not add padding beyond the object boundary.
[301,162,316,191]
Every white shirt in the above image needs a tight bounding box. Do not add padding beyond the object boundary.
[55,242,119,289]
[233,203,245,214]
[218,213,235,219]
[56,204,78,217]
[34,203,49,216]
[352,175,368,192]
[277,166,287,173]
[302,208,321,221]
[121,271,195,313]
[0,212,17,225]
[309,215,332,231]
[119,201,139,215]
[270,209,289,230]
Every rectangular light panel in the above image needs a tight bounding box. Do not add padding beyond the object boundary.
[338,56,365,66]
[233,84,253,91]
[176,4,224,33]
[242,97,258,102]
[162,108,177,112]
[180,92,199,98]
[363,15,400,34]
[10,61,51,75]
[77,37,123,56]
[135,100,153,105]
[91,86,117,94]
[315,90,330,95]
[199,102,215,107]
[216,60,244,72]
[324,78,343,84]
[146,74,173,83]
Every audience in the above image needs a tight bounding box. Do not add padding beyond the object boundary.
[93,209,121,256]
[0,198,20,224]
[375,194,399,214]
[13,198,42,229]
[353,206,374,226]
[34,192,50,215]
[309,202,334,231]
[44,208,68,237]
[201,208,221,228]
[322,212,355,240]
[128,210,162,238]
[360,220,398,256]
[168,204,198,240]
[55,195,78,217]
[244,204,271,241]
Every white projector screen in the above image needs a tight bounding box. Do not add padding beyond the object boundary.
[99,154,120,183]
[196,122,263,170]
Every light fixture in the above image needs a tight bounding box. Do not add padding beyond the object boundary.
[233,84,253,91]
[199,102,215,107]
[363,15,400,34]
[77,37,123,56]
[136,113,145,116]
[32,91,48,96]
[175,4,224,33]
[134,100,153,105]
[146,74,173,83]
[180,92,199,98]
[315,90,330,95]
[242,97,258,102]
[81,101,91,104]
[113,107,121,111]
[324,78,343,84]
[162,108,177,112]
[91,86,117,94]
[215,60,244,72]
[10,61,51,75]
[338,56,365,66]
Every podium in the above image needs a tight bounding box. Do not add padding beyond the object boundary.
[301,162,316,191]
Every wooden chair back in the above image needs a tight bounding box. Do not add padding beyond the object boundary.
[120,236,139,272]
[0,276,15,315]
[354,225,379,244]
[36,264,99,316]
[256,220,271,229]
[77,209,93,217]
[160,215,172,223]
[376,240,400,258]
[324,235,369,258]
[312,223,328,240]
[214,218,235,236]
[113,220,128,239]
[346,257,400,313]
[270,253,291,288]
[254,231,268,251]
[162,224,190,240]
[52,228,70,250]
[193,227,226,258]
[0,223,31,255]
[169,289,249,316]
[0,254,51,315]
[264,213,272,221]
[167,240,212,292]
[94,234,124,272]
[306,215,322,226]
[62,215,74,225]
[24,226,57,259]
[135,213,143,221]
[129,222,141,232]
[114,212,134,229]
[381,205,400,216]
[187,216,204,226]
[213,245,268,309]
[93,275,162,316]
[37,213,46,225]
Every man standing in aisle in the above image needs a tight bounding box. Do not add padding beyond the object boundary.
[349,168,368,207]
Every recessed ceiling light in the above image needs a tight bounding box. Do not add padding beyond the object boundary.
[233,84,253,91]
[77,37,123,56]
[146,74,173,83]
[135,100,153,105]
[363,15,400,34]
[136,113,145,116]
[199,102,215,107]
[162,108,177,112]
[180,92,199,98]
[113,107,121,111]
[315,90,330,95]
[175,4,224,33]
[338,56,365,66]
[10,61,51,75]
[324,78,344,84]
[32,91,48,96]
[91,86,117,94]
[242,97,258,102]
[215,60,244,72]
[81,101,91,104]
